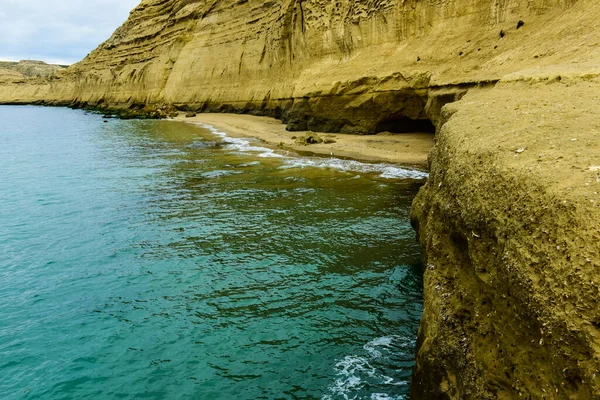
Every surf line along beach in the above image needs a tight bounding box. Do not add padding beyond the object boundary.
[174,113,434,167]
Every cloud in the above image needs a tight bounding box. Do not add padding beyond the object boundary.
[0,0,141,65]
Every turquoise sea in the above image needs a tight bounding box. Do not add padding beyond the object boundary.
[0,106,425,399]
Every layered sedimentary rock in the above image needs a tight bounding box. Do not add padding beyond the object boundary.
[1,0,593,133]
[2,0,600,398]
[0,61,67,103]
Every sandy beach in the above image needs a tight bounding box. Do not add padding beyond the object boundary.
[175,113,433,168]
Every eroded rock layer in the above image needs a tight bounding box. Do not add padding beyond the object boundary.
[1,0,595,133]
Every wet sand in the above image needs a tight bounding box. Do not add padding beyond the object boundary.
[175,113,434,167]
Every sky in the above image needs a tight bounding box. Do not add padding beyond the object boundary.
[0,0,141,65]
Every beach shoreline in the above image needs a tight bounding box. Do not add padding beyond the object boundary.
[174,113,433,168]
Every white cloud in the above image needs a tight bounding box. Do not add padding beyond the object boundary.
[0,0,140,64]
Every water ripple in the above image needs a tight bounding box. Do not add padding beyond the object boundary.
[0,106,423,400]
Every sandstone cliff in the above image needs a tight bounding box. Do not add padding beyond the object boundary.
[0,60,66,81]
[1,0,594,133]
[1,0,599,398]
[0,61,67,100]
[411,78,600,398]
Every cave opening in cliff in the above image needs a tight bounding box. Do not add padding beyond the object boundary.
[375,116,436,134]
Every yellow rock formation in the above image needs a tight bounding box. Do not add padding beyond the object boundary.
[1,0,595,133]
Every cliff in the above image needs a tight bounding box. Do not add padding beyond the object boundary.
[0,60,66,81]
[411,77,600,398]
[2,0,600,398]
[0,0,594,133]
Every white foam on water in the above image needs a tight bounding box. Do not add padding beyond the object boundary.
[194,122,428,180]
[201,170,242,179]
[370,395,398,400]
[198,123,284,159]
[278,158,428,180]
[324,355,377,400]
[322,336,410,400]
[237,161,261,168]
[363,336,394,358]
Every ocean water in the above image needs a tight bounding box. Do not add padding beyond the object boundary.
[0,106,425,400]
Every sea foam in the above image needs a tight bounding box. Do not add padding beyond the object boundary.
[196,123,429,180]
[322,335,414,400]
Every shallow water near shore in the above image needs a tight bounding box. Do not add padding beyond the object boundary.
[0,106,424,399]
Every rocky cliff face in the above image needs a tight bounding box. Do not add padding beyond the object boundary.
[0,0,590,133]
[411,77,600,398]
[2,0,600,398]
[0,61,66,100]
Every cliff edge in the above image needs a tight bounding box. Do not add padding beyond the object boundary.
[411,77,600,398]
